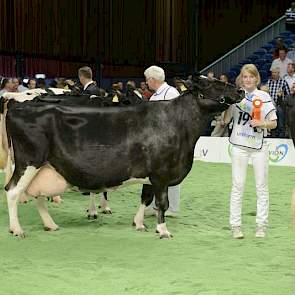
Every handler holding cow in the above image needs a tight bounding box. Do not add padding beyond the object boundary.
[224,64,277,239]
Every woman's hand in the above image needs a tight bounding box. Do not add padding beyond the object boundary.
[250,119,265,128]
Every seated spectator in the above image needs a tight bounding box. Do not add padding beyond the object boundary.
[28,78,37,90]
[270,48,292,78]
[126,80,143,99]
[284,63,295,90]
[140,81,153,100]
[37,78,46,89]
[219,73,229,83]
[272,38,286,60]
[16,77,28,92]
[11,77,20,92]
[0,78,13,96]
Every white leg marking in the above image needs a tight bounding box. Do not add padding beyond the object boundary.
[156,223,172,238]
[35,197,59,231]
[88,193,98,219]
[99,194,112,214]
[7,166,39,237]
[133,204,147,231]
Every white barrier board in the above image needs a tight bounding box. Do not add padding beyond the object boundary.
[194,137,295,167]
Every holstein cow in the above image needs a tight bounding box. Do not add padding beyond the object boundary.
[1,88,142,216]
[4,75,243,238]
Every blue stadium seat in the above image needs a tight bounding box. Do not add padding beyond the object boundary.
[278,31,293,38]
[248,54,259,62]
[259,70,269,82]
[284,38,294,46]
[253,48,267,56]
[262,53,273,61]
[262,43,275,52]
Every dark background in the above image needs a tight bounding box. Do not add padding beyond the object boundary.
[0,0,292,78]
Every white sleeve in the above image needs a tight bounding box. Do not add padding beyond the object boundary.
[165,87,180,100]
[270,59,277,71]
[266,109,277,121]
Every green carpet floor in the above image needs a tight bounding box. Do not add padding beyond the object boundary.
[0,161,294,295]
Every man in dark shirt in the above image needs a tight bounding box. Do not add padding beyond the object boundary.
[78,66,99,95]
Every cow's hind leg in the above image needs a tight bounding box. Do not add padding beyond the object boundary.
[133,185,154,231]
[99,192,112,214]
[35,197,59,231]
[6,166,40,237]
[154,185,172,238]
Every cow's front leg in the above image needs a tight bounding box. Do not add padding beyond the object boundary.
[35,197,59,231]
[154,186,172,238]
[99,192,112,214]
[87,192,98,219]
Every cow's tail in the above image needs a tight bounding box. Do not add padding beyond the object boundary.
[0,113,8,169]
[4,147,13,186]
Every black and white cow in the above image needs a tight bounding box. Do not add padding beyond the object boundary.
[1,88,144,215]
[4,75,243,238]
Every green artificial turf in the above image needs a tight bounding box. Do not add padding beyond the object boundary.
[0,161,294,295]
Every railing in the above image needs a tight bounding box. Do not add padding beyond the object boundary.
[200,15,286,76]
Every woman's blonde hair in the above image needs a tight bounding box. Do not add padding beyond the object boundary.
[236,64,261,87]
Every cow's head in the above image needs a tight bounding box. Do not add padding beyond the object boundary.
[191,74,244,111]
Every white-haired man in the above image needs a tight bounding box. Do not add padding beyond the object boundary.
[144,65,180,217]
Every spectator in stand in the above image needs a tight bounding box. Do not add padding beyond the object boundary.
[11,78,20,92]
[287,42,295,62]
[28,78,37,90]
[140,81,153,100]
[0,78,13,96]
[270,48,292,78]
[284,82,295,137]
[78,66,99,95]
[284,63,295,90]
[207,70,215,80]
[272,38,286,60]
[37,78,46,89]
[267,67,290,138]
[126,80,143,99]
[16,78,28,92]
[285,2,295,32]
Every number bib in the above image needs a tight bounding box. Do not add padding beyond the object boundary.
[229,92,276,150]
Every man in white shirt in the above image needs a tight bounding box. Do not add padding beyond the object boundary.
[270,48,292,78]
[144,65,180,217]
[284,63,295,90]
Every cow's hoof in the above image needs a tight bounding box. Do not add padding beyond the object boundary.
[9,228,25,238]
[101,208,112,214]
[156,223,172,239]
[87,214,98,220]
[44,225,59,231]
[132,222,148,231]
[160,233,173,239]
[137,225,148,232]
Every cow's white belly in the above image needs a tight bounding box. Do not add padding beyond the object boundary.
[26,165,151,197]
[104,177,151,192]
